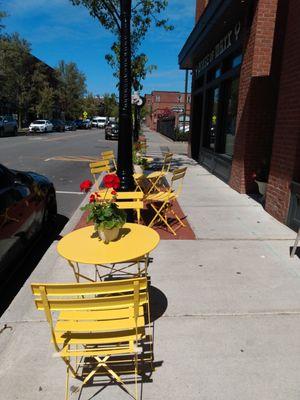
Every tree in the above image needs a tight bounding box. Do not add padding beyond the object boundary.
[36,85,55,119]
[55,60,86,120]
[82,92,101,118]
[0,10,7,32]
[103,93,119,118]
[0,33,33,126]
[70,0,173,190]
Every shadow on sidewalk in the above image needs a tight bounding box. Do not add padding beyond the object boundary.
[0,214,68,317]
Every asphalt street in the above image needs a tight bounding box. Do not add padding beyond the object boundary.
[0,128,117,312]
[0,128,117,218]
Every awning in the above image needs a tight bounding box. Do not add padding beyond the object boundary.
[178,0,249,69]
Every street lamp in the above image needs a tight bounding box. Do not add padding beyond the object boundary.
[117,0,135,192]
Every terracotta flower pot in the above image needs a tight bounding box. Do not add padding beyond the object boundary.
[97,227,120,244]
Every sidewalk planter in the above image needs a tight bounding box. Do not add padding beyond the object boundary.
[97,227,120,244]
[255,180,267,197]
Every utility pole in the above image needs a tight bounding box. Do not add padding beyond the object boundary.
[117,0,135,191]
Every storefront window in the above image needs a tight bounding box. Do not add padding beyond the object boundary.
[205,87,220,150]
[224,78,239,156]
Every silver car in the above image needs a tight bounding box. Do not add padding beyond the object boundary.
[29,120,53,133]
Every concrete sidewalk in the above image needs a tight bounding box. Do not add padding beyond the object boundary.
[1,130,300,400]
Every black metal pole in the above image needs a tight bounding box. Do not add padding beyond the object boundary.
[182,69,189,136]
[117,0,134,191]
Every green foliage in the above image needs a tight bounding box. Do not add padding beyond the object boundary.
[35,84,55,119]
[82,201,126,230]
[55,60,87,120]
[103,93,119,117]
[174,127,189,142]
[69,1,173,88]
[0,33,33,126]
[82,93,101,117]
[0,9,7,31]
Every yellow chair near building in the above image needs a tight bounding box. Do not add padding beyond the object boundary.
[31,277,151,400]
[134,152,173,194]
[146,167,187,236]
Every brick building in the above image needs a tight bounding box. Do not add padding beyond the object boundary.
[145,91,191,131]
[179,0,300,231]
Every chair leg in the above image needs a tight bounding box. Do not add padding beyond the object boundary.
[291,229,300,258]
[149,203,177,235]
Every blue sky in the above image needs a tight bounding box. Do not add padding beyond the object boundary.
[2,0,195,95]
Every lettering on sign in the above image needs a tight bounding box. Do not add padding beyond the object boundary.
[194,22,241,78]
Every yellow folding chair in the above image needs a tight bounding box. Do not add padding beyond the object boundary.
[134,152,173,194]
[31,277,152,400]
[99,191,144,224]
[145,167,187,236]
[101,150,117,172]
[89,160,111,188]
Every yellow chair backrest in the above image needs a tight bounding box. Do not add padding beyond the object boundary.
[31,277,148,350]
[95,191,144,224]
[170,167,187,196]
[115,192,144,224]
[89,159,110,186]
[162,152,173,173]
[101,150,117,170]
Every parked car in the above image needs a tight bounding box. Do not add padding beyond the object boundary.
[51,119,65,132]
[74,119,85,129]
[0,164,57,281]
[64,121,77,131]
[105,121,119,140]
[92,116,107,128]
[82,119,92,129]
[0,115,18,137]
[29,120,53,133]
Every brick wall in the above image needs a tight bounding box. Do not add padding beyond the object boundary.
[265,0,300,223]
[145,91,191,131]
[229,0,279,193]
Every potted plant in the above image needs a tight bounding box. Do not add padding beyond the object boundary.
[252,160,270,197]
[133,145,149,174]
[80,174,126,243]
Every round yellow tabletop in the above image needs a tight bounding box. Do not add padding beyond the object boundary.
[57,223,160,265]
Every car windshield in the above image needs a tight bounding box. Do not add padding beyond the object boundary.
[33,120,45,124]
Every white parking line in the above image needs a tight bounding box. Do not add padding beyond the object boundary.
[56,191,84,195]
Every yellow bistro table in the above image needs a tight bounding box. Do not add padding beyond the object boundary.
[57,223,160,281]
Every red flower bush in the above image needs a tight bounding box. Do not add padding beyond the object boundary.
[80,179,93,193]
[89,194,96,203]
[103,174,120,190]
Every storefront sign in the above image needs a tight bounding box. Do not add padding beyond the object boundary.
[195,22,241,78]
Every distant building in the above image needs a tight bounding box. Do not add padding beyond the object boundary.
[145,91,191,131]
[179,0,300,231]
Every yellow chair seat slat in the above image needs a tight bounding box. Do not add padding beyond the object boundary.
[35,292,148,311]
[59,306,144,321]
[146,192,177,202]
[55,315,145,333]
[146,171,165,180]
[133,173,143,180]
[98,191,144,200]
[32,277,148,296]
[53,328,145,345]
[58,343,135,358]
